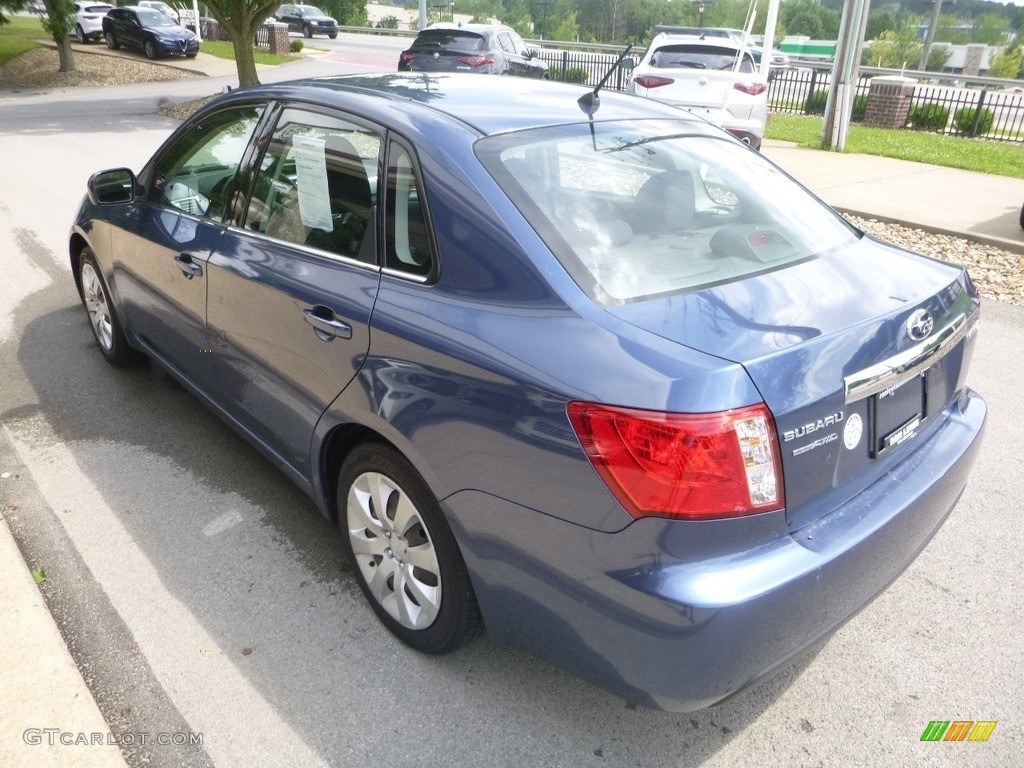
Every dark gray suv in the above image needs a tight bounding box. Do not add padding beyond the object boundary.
[275,4,338,39]
[398,24,549,78]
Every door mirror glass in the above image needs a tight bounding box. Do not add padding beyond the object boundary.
[88,168,137,205]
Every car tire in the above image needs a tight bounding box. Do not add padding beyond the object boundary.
[76,25,87,44]
[186,52,197,58]
[143,39,158,60]
[338,443,482,654]
[302,24,312,38]
[1019,202,1024,230]
[105,31,118,50]
[77,247,138,367]
[328,32,337,39]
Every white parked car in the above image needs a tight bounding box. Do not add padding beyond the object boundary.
[628,34,769,149]
[72,2,114,43]
[135,0,179,23]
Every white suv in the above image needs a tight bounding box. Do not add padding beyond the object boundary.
[73,3,114,43]
[627,34,768,149]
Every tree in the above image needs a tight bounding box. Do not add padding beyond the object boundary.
[863,23,922,69]
[203,0,283,87]
[780,0,841,39]
[319,0,367,26]
[970,13,1011,47]
[1,1,29,27]
[866,10,896,41]
[41,0,76,72]
[987,43,1023,79]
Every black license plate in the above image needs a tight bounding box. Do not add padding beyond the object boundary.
[872,370,927,456]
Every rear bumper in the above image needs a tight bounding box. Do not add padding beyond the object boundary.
[444,390,985,711]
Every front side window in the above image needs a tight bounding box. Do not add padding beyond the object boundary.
[243,108,381,263]
[477,120,857,303]
[384,142,434,278]
[150,105,264,220]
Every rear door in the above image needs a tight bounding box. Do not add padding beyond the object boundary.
[206,106,382,476]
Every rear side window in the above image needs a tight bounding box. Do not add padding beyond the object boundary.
[384,142,435,279]
[412,31,485,53]
[477,120,856,304]
[651,44,753,73]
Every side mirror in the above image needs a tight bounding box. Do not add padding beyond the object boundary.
[88,168,138,205]
[620,57,636,72]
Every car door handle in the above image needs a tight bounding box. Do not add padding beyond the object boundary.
[303,307,352,341]
[174,254,203,279]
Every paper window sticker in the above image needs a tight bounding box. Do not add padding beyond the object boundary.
[292,135,334,232]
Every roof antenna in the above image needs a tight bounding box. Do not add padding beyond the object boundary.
[578,44,633,116]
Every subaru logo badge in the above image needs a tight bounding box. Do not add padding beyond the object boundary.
[906,309,934,341]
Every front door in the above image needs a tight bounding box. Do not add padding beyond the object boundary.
[111,104,265,394]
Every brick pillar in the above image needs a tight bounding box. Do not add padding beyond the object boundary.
[268,23,290,54]
[962,44,985,77]
[863,76,916,129]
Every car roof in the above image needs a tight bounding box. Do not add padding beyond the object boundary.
[422,23,507,34]
[210,73,705,137]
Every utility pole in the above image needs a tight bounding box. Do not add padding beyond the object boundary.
[919,0,944,71]
[821,0,871,151]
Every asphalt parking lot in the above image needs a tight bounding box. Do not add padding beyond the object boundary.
[1,75,1021,767]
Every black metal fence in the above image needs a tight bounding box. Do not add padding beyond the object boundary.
[767,66,1024,143]
[767,67,872,117]
[532,49,636,91]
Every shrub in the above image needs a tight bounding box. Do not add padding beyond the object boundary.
[805,88,828,115]
[952,106,995,137]
[907,102,950,132]
[551,66,589,84]
[290,40,304,53]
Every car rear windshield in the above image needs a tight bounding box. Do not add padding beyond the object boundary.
[411,31,486,54]
[476,120,858,304]
[651,44,753,72]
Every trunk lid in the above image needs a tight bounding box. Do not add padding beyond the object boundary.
[606,235,981,530]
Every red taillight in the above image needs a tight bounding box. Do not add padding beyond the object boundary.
[457,55,494,68]
[633,75,674,89]
[567,402,784,520]
[734,81,768,96]
[399,51,416,66]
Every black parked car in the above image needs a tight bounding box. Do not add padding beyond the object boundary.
[103,7,198,59]
[398,24,549,78]
[275,4,338,39]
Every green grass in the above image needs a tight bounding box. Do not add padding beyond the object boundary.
[0,16,46,66]
[766,113,1024,180]
[200,40,297,67]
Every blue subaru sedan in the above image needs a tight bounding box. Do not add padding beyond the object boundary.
[69,74,986,711]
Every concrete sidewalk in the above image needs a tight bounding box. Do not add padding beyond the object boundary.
[0,509,130,768]
[763,140,1024,254]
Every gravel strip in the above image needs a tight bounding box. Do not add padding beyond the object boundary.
[848,216,1024,307]
[0,47,195,89]
[2,46,1021,306]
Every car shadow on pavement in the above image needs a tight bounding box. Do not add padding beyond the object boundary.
[7,281,826,767]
